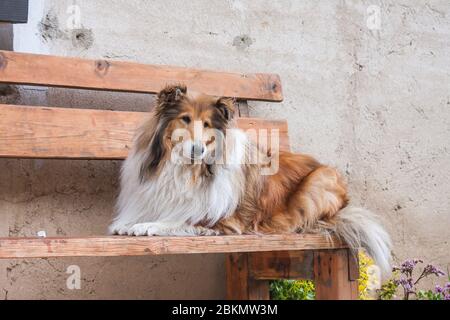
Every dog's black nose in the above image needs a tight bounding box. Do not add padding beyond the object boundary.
[191,142,205,158]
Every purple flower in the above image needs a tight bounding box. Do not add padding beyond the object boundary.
[434,283,450,300]
[396,277,415,294]
[390,258,448,300]
[393,259,423,275]
[423,264,446,277]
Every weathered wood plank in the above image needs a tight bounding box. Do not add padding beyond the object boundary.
[226,253,248,299]
[0,235,345,259]
[0,104,290,159]
[313,249,358,300]
[226,253,270,300]
[348,250,360,281]
[0,50,283,102]
[249,251,314,280]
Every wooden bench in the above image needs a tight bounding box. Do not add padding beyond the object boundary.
[0,50,359,300]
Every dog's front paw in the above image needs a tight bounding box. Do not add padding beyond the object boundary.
[110,226,130,235]
[127,223,160,236]
[195,226,220,236]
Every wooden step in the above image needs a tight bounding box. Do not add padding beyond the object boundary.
[0,234,345,259]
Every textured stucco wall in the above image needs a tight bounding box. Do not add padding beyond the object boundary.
[0,0,449,299]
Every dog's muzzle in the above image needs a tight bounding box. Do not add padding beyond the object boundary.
[183,140,206,160]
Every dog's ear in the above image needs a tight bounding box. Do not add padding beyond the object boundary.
[156,84,187,111]
[215,97,235,121]
[139,125,166,181]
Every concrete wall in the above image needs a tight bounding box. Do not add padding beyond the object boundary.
[0,0,449,299]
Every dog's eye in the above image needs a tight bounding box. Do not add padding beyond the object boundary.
[203,122,210,128]
[181,116,191,124]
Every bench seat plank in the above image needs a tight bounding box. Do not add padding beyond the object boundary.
[0,50,282,102]
[0,235,344,259]
[0,104,289,159]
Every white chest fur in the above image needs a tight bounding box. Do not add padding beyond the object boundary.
[109,129,248,234]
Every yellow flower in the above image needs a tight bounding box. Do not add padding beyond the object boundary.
[358,250,375,300]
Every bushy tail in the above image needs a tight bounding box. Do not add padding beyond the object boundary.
[331,206,392,277]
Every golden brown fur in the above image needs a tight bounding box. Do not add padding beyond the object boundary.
[214,152,349,235]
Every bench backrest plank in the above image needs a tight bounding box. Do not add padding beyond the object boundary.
[0,104,289,159]
[0,50,282,102]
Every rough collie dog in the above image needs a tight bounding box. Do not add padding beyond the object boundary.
[109,84,392,274]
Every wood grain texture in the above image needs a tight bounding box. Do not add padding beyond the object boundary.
[226,253,270,300]
[313,249,359,300]
[226,253,248,299]
[348,251,360,281]
[0,104,290,159]
[249,251,314,280]
[0,50,283,102]
[0,235,345,259]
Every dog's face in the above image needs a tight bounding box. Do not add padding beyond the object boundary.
[139,84,235,179]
